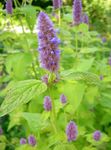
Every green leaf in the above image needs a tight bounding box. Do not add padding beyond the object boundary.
[62,82,86,113]
[0,143,6,150]
[80,47,99,54]
[0,80,47,117]
[54,144,76,150]
[76,58,94,72]
[69,83,86,112]
[62,71,100,86]
[103,77,111,82]
[8,106,26,130]
[22,5,36,31]
[101,93,111,108]
[63,14,72,22]
[0,135,7,142]
[85,86,99,105]
[5,53,33,80]
[22,112,47,132]
[15,144,37,150]
[83,147,96,150]
[60,69,74,77]
[78,23,89,33]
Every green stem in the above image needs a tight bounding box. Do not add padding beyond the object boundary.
[63,108,67,124]
[13,0,18,7]
[75,31,78,57]
[51,97,57,133]
[10,17,17,34]
[32,62,38,79]
[58,9,61,26]
[48,76,57,133]
[76,109,79,125]
[81,33,84,48]
[18,17,29,50]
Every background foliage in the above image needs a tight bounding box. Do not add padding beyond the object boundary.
[0,0,111,150]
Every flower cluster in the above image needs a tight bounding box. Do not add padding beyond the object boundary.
[44,96,52,111]
[82,13,89,24]
[66,121,78,142]
[37,12,60,72]
[20,138,27,145]
[28,135,37,146]
[73,0,82,25]
[53,0,62,10]
[93,130,101,141]
[60,94,67,104]
[6,0,13,14]
[20,135,37,146]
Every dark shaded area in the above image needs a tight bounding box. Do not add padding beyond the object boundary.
[0,0,53,9]
[32,0,52,8]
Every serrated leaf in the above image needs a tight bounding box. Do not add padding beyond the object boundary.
[62,71,100,86]
[0,80,47,117]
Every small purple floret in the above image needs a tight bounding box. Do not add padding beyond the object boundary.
[6,0,13,14]
[66,121,78,142]
[20,138,27,145]
[93,130,101,141]
[60,94,67,104]
[44,96,52,111]
[28,135,37,146]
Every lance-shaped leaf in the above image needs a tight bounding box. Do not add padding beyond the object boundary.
[61,71,100,86]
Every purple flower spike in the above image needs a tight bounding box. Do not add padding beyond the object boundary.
[93,130,101,141]
[28,135,37,146]
[73,0,82,25]
[60,94,67,104]
[53,0,62,10]
[20,138,27,145]
[44,96,52,111]
[37,12,60,72]
[82,13,89,24]
[0,127,3,135]
[66,121,78,142]
[6,0,13,14]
